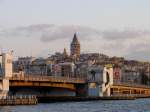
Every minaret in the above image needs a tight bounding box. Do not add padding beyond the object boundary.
[63,48,68,58]
[70,33,80,58]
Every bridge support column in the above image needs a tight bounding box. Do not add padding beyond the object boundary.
[0,79,9,98]
[100,67,113,97]
[88,83,102,97]
[0,51,13,98]
[106,87,111,96]
[76,84,88,97]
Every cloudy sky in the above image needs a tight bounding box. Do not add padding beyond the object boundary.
[0,0,150,61]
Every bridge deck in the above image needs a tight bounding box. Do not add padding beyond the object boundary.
[111,83,150,96]
[113,83,150,89]
[9,75,86,84]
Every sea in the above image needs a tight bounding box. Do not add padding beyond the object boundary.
[0,98,150,112]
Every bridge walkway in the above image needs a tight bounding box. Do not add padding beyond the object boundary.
[9,74,86,84]
[111,83,150,96]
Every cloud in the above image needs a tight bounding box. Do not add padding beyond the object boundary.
[40,25,101,42]
[101,30,150,40]
[0,24,150,61]
[0,24,101,41]
[0,24,55,38]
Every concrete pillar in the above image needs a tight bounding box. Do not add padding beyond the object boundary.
[0,51,13,98]
[76,84,88,97]
[101,67,113,96]
[106,87,111,96]
[100,83,106,96]
[2,50,13,78]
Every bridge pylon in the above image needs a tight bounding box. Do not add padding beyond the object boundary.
[0,50,13,98]
[87,65,114,97]
[100,66,113,96]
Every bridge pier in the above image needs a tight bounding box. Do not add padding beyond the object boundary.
[87,66,114,97]
[0,79,9,98]
[0,51,13,98]
[75,84,88,97]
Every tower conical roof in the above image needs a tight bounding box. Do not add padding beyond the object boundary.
[70,33,81,58]
[71,33,80,44]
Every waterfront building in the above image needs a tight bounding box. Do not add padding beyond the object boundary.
[121,68,141,84]
[79,53,109,63]
[18,56,35,65]
[17,56,36,73]
[51,64,62,76]
[49,52,64,63]
[59,62,75,77]
[74,62,89,78]
[113,65,122,83]
[29,58,47,75]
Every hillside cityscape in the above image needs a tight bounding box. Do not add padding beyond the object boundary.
[11,33,150,86]
[1,0,150,111]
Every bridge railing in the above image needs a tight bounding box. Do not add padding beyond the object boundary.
[113,81,150,89]
[10,74,86,84]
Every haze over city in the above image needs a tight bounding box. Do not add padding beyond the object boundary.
[1,0,150,61]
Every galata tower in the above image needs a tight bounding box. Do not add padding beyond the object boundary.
[70,33,80,58]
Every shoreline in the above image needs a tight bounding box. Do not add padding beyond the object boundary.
[1,95,150,106]
[37,96,136,103]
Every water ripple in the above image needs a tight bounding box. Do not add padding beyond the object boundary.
[1,99,150,112]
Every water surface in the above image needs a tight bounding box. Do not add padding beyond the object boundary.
[0,99,150,112]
